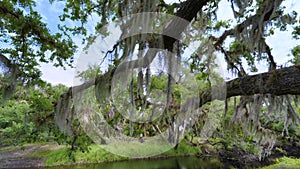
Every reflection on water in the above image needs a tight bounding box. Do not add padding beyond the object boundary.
[48,156,231,169]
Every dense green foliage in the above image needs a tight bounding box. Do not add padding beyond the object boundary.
[0,82,68,145]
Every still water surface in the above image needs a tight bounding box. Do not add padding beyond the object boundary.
[46,156,231,169]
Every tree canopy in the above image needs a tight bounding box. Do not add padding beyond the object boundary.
[0,0,76,101]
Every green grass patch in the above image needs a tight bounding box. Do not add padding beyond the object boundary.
[45,145,126,166]
[28,148,53,158]
[45,147,74,166]
[74,145,126,163]
[0,145,16,153]
[45,140,202,166]
[261,157,300,169]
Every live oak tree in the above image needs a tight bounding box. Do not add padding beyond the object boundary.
[51,0,300,159]
[2,0,300,159]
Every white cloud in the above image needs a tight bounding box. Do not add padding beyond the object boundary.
[40,63,75,87]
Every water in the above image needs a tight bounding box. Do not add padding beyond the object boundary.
[47,156,230,169]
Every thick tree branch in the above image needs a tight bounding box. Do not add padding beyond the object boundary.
[163,0,210,50]
[0,5,20,18]
[68,64,300,123]
[198,65,300,108]
[179,65,300,114]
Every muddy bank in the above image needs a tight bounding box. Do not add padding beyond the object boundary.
[0,144,62,169]
[217,141,300,168]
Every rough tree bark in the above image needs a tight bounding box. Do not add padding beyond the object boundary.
[198,65,300,108]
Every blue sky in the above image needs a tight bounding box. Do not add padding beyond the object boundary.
[35,0,300,86]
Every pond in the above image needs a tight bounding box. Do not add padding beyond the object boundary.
[42,156,231,169]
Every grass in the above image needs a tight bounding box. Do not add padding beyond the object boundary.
[29,148,53,158]
[261,157,300,169]
[45,145,126,166]
[45,139,202,166]
[45,147,74,166]
[0,145,16,153]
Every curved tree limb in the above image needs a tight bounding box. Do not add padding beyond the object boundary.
[261,38,277,71]
[213,0,281,46]
[198,65,300,109]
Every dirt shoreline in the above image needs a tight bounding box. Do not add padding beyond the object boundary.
[0,144,62,169]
